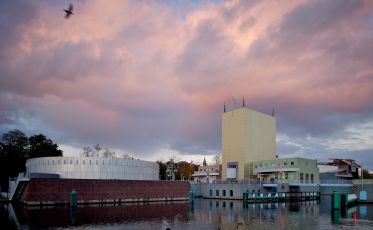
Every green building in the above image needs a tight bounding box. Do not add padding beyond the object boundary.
[252,157,319,184]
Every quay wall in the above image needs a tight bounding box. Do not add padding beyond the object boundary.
[20,179,190,206]
[192,183,350,199]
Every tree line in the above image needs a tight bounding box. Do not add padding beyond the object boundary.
[0,129,63,191]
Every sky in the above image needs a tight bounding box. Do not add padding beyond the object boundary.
[0,0,373,168]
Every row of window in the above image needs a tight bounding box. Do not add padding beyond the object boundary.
[300,173,314,183]
[209,189,234,197]
[35,160,151,167]
[255,161,295,168]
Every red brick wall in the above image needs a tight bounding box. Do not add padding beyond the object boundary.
[21,179,190,203]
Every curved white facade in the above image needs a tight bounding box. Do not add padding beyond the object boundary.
[26,157,159,180]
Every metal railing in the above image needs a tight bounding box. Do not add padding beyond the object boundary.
[353,179,373,184]
[8,172,30,200]
[191,179,354,185]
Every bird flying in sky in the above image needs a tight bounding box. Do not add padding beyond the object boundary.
[64,4,73,19]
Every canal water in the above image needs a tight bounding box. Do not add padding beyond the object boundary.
[1,196,373,229]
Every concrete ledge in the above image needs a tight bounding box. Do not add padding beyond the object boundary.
[21,197,189,206]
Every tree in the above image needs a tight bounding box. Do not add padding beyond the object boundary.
[82,146,94,157]
[0,130,63,191]
[103,148,116,158]
[213,154,221,165]
[175,161,196,180]
[28,134,63,158]
[157,160,167,180]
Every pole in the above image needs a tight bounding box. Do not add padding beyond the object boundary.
[362,166,364,191]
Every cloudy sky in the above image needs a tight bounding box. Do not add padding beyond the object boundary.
[1,0,373,168]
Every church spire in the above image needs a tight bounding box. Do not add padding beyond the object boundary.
[203,157,207,166]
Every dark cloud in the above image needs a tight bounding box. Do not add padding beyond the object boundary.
[0,0,372,168]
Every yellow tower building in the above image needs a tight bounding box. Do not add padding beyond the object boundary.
[222,107,276,180]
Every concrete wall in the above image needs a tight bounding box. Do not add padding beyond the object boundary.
[20,179,190,205]
[26,157,159,180]
[222,108,276,180]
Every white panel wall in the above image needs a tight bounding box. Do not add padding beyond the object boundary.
[26,157,159,180]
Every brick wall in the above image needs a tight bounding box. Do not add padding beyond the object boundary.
[20,179,190,204]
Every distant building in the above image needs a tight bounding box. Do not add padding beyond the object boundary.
[318,158,361,181]
[252,157,319,184]
[222,107,276,180]
[192,164,221,183]
[26,156,159,180]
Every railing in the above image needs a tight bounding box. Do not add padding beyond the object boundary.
[8,172,30,200]
[353,179,373,184]
[191,179,354,185]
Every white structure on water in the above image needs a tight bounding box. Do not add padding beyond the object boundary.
[26,157,159,180]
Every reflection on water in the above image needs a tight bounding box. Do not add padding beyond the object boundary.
[1,196,373,229]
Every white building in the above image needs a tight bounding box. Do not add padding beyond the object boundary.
[26,157,159,180]
[192,164,221,183]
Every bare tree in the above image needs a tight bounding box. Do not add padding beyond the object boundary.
[213,154,221,165]
[103,148,116,158]
[82,146,93,157]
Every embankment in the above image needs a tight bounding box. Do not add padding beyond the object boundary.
[20,179,190,206]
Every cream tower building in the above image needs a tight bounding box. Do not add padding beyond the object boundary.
[222,107,276,180]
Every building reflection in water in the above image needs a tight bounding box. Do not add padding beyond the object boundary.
[2,196,373,229]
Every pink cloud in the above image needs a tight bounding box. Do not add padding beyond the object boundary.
[0,0,373,162]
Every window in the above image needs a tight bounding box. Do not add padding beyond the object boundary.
[230,190,233,197]
[209,190,212,196]
[58,160,60,164]
[300,173,304,183]
[255,165,257,168]
[291,162,294,165]
[223,190,226,196]
[216,190,219,196]
[103,161,104,165]
[89,160,91,165]
[96,160,98,165]
[284,162,288,166]
[305,173,309,183]
[52,160,54,165]
[285,173,288,179]
[64,160,66,164]
[76,160,78,164]
[311,174,314,183]
[83,160,85,164]
[265,163,268,167]
[70,160,72,164]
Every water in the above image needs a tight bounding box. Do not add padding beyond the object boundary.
[1,196,373,229]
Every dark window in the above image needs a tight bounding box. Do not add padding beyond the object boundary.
[209,190,212,196]
[70,160,72,164]
[285,173,288,179]
[305,173,309,183]
[76,160,78,164]
[230,190,233,196]
[223,190,226,196]
[284,162,288,166]
[58,160,60,164]
[83,160,85,164]
[311,174,314,183]
[291,162,294,165]
[300,173,304,183]
[216,190,219,196]
[64,160,66,164]
[89,160,91,165]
